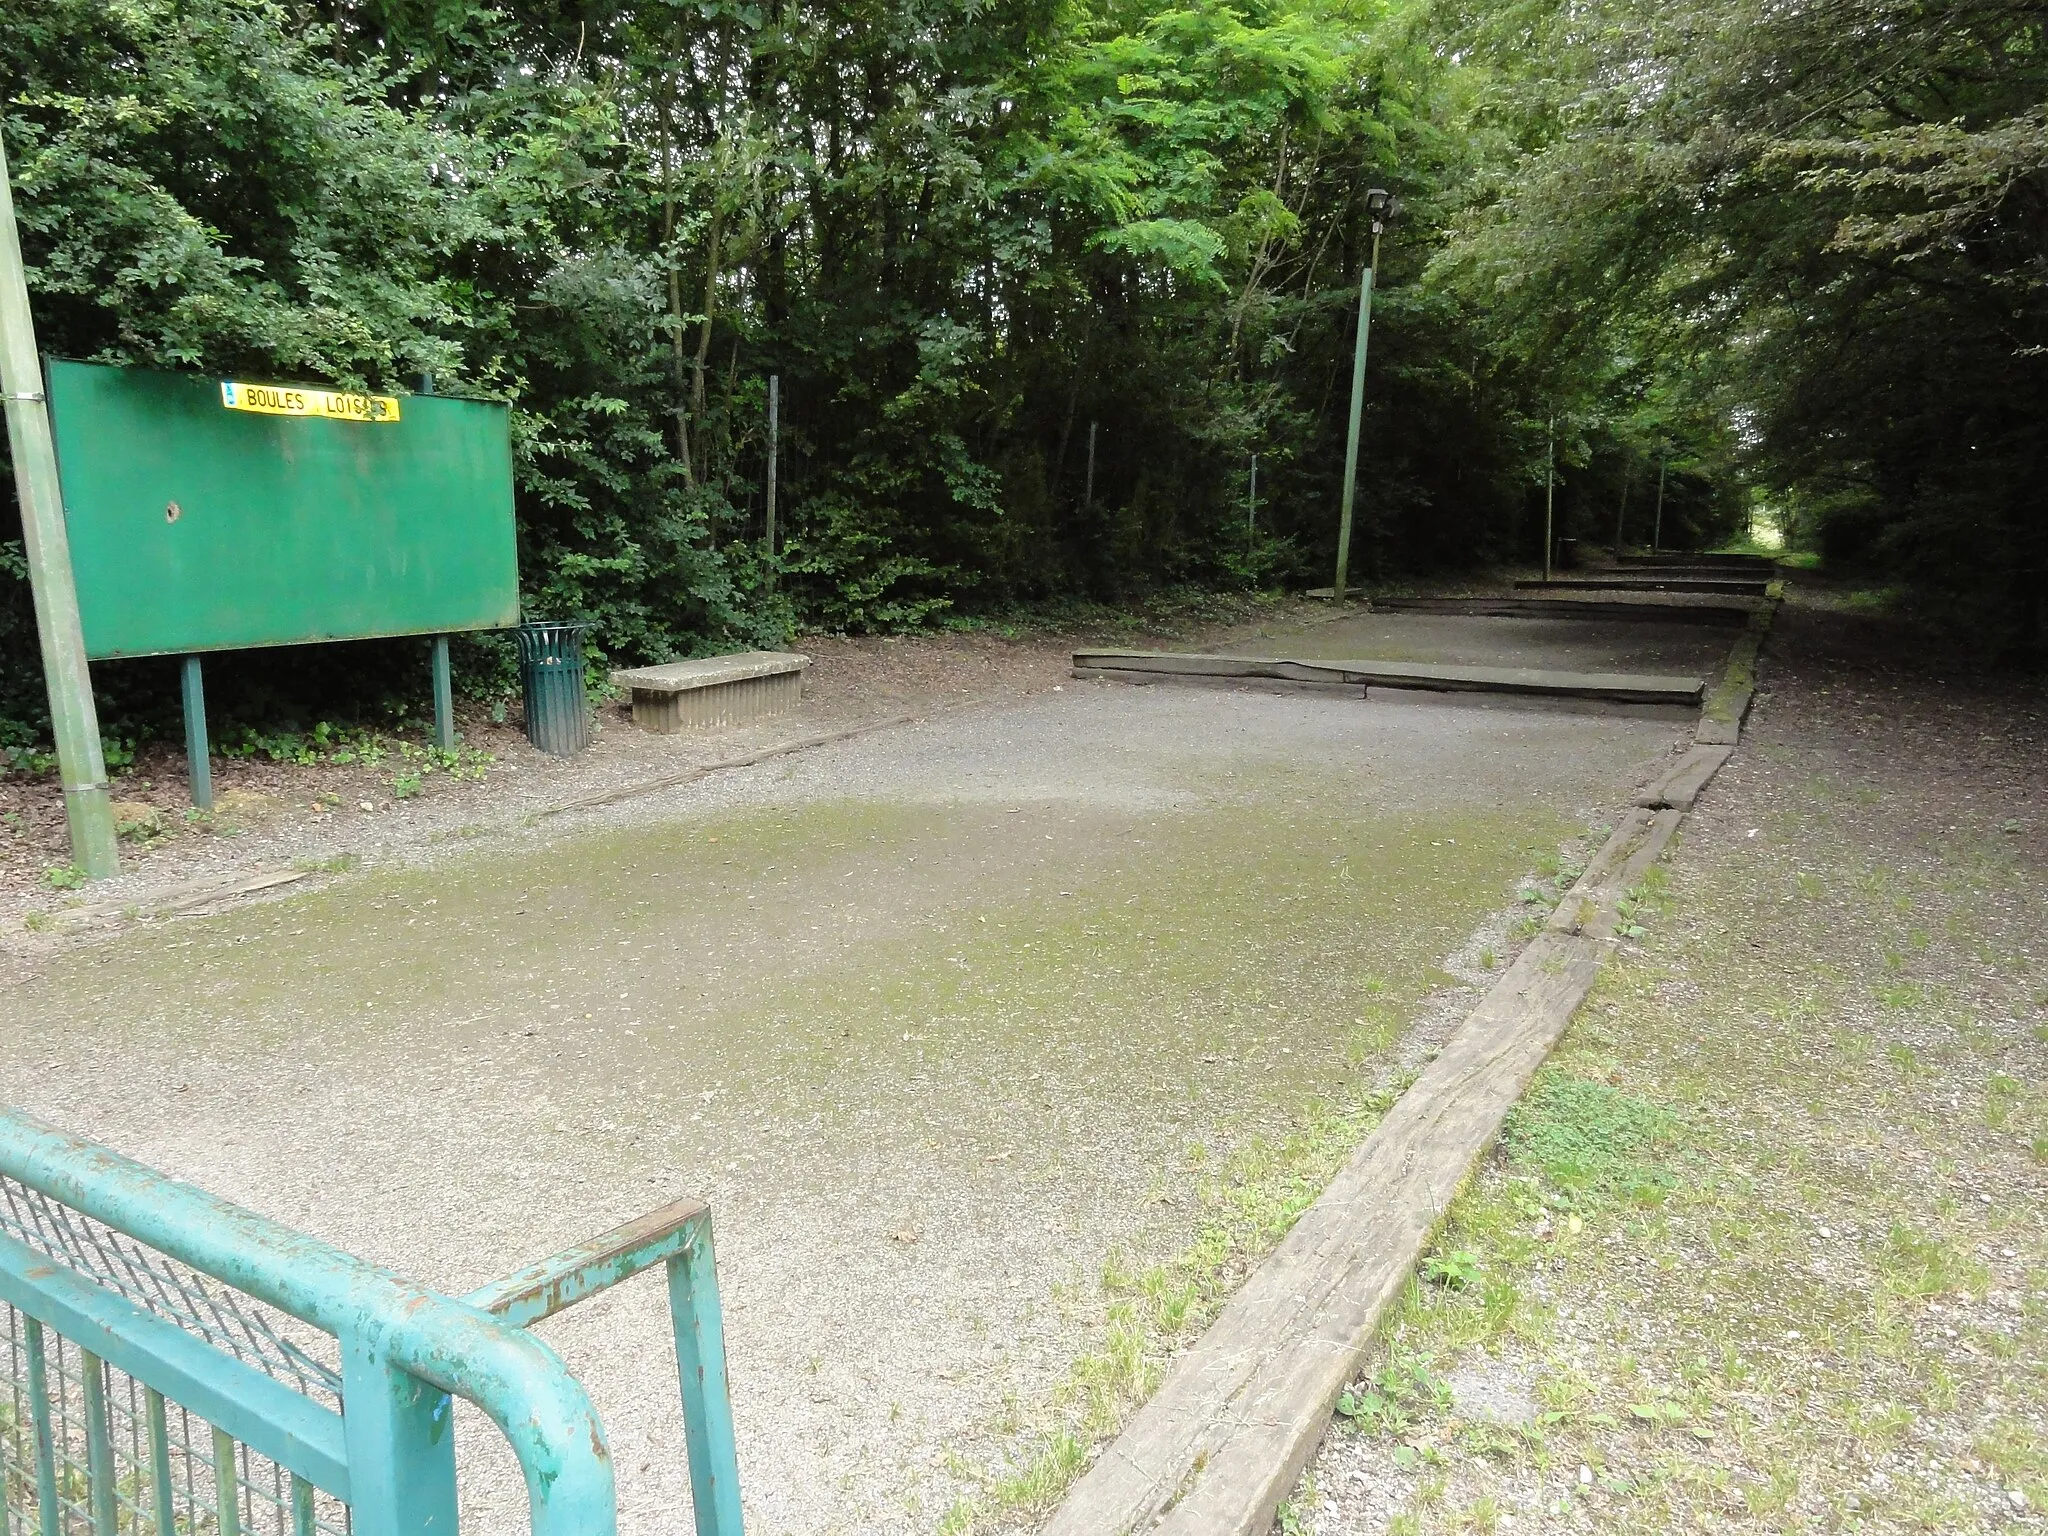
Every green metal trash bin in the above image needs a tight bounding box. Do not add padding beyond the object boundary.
[516,619,594,755]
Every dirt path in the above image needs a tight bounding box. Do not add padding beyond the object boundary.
[0,607,1703,1534]
[1294,595,2047,1533]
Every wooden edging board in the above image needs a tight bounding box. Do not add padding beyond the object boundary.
[1043,806,1689,1536]
[1515,576,1773,597]
[1696,601,1775,746]
[1633,744,1734,810]
[1373,596,1757,627]
[39,867,310,930]
[1617,552,1775,570]
[1070,651,1704,706]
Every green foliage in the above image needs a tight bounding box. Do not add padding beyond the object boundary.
[1433,0,2048,649]
[2,0,1567,755]
[7,0,2032,749]
[1501,1071,1677,1207]
[1336,1357,1452,1436]
[1421,1249,1481,1290]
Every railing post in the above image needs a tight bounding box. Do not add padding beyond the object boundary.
[23,1316,60,1536]
[341,1339,459,1535]
[145,1388,177,1535]
[667,1213,744,1536]
[80,1347,117,1535]
[214,1424,244,1536]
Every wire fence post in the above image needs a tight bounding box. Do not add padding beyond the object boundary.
[1084,421,1097,511]
[1653,451,1668,552]
[1542,417,1556,582]
[1247,453,1258,548]
[1613,455,1631,558]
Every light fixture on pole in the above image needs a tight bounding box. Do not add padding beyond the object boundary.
[1332,187,1395,602]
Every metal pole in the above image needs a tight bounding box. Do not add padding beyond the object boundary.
[0,133,116,875]
[1613,457,1631,558]
[181,656,213,812]
[1543,418,1555,583]
[430,635,455,753]
[1653,453,1667,552]
[764,375,778,590]
[1332,224,1381,602]
[1084,421,1097,510]
[1247,453,1258,547]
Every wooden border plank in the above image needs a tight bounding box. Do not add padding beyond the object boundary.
[1373,596,1757,627]
[1072,652,1703,707]
[1632,744,1734,810]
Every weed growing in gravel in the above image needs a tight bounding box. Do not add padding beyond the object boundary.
[1501,1074,1677,1208]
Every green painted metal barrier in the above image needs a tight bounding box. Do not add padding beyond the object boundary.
[0,1108,745,1535]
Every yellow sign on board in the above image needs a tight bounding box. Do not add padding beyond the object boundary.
[219,380,402,423]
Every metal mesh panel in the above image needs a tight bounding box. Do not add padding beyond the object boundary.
[0,1177,342,1406]
[0,1176,350,1534]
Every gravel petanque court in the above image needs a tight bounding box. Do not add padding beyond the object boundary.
[1217,607,1736,678]
[0,659,1701,1533]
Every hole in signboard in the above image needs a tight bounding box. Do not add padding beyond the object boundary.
[165,502,182,524]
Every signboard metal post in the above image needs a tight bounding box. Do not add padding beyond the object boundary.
[180,656,213,811]
[431,636,455,752]
[0,137,118,876]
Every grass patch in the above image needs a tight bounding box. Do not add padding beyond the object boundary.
[1501,1072,1678,1208]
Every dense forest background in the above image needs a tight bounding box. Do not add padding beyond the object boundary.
[1,0,2042,742]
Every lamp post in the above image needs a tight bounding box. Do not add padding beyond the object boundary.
[764,374,779,590]
[1332,187,1395,603]
[0,134,117,876]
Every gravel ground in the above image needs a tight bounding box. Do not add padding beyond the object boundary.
[0,608,1707,1534]
[1292,592,2047,1534]
[1216,611,1733,679]
[0,628,1085,915]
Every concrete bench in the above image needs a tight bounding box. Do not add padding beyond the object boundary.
[608,651,811,733]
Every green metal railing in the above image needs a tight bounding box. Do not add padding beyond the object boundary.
[0,1109,744,1535]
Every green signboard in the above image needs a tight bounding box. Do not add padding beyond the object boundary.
[46,361,518,660]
